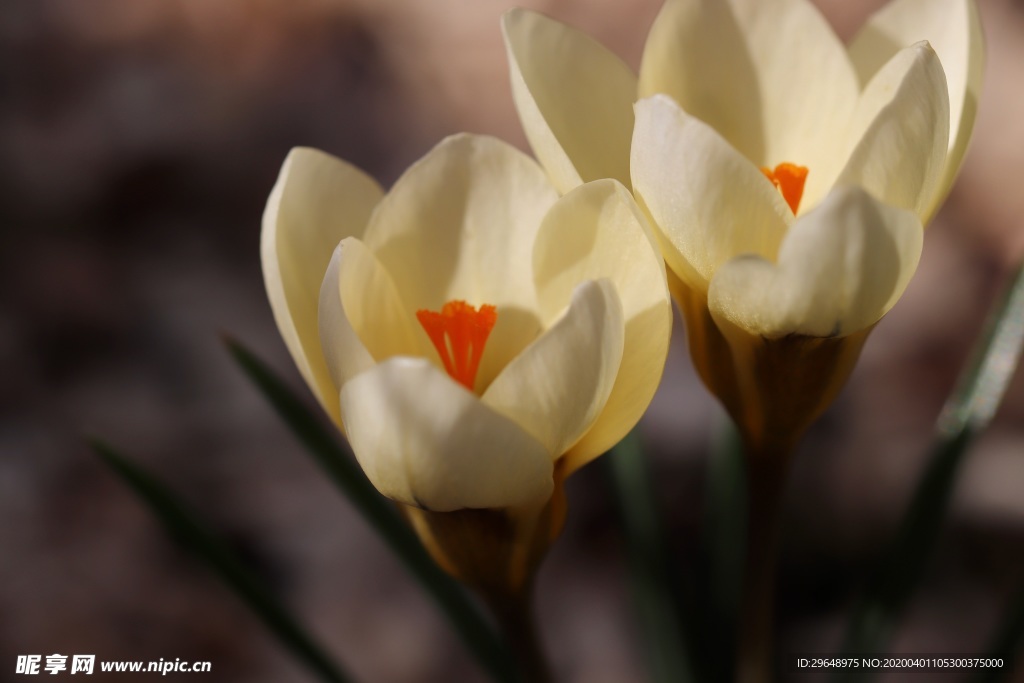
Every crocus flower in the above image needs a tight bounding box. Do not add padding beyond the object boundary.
[261,134,671,588]
[503,0,983,453]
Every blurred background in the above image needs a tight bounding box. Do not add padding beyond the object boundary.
[2,0,1022,681]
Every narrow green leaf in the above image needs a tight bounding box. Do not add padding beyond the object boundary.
[224,338,517,683]
[91,440,351,683]
[938,262,1024,440]
[972,582,1024,683]
[607,429,695,683]
[836,262,1024,683]
[693,418,746,683]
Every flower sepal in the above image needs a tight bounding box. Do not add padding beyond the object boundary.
[404,473,567,600]
[672,272,872,458]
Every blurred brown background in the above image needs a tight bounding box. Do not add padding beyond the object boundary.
[2,0,1023,681]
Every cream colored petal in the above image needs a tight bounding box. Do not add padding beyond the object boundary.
[483,279,624,460]
[838,43,950,221]
[318,245,373,403]
[318,237,420,401]
[337,238,420,365]
[639,0,859,176]
[631,95,792,292]
[340,357,554,512]
[849,0,984,204]
[708,186,922,338]
[262,147,383,423]
[532,179,672,472]
[502,9,637,194]
[362,133,556,389]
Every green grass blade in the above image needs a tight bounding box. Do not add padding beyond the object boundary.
[938,262,1024,439]
[972,582,1024,683]
[607,429,695,683]
[836,263,1024,683]
[224,338,516,683]
[91,440,351,683]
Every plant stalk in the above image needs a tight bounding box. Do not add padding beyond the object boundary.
[736,445,791,683]
[481,585,553,683]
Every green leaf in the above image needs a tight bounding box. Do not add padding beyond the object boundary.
[836,262,1024,683]
[972,582,1024,683]
[91,440,351,683]
[224,338,517,683]
[607,429,695,683]
[938,262,1024,440]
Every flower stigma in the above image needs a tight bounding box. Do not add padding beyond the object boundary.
[416,301,498,391]
[760,162,809,214]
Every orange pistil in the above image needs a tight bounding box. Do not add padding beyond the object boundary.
[416,300,498,391]
[760,162,809,214]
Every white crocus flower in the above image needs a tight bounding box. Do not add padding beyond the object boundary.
[261,134,671,515]
[503,0,983,453]
[503,0,982,214]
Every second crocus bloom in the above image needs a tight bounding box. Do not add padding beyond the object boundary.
[262,134,672,593]
[504,0,983,454]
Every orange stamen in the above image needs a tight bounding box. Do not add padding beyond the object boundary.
[760,162,809,214]
[416,300,498,391]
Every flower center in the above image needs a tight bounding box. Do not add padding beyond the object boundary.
[760,162,808,214]
[416,300,498,391]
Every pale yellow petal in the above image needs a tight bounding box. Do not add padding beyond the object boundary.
[337,238,420,363]
[639,0,859,177]
[708,186,922,338]
[262,147,383,423]
[362,133,557,389]
[849,0,984,205]
[340,358,554,512]
[502,9,637,194]
[631,95,792,292]
[532,179,672,472]
[838,43,950,221]
[318,237,420,403]
[317,244,373,404]
[483,279,624,460]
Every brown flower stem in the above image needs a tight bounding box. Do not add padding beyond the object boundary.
[736,444,791,683]
[480,585,553,683]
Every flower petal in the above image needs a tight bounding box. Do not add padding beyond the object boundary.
[639,0,859,175]
[532,179,672,472]
[483,279,624,461]
[849,0,984,205]
[708,186,923,338]
[838,43,950,220]
[502,9,638,194]
[340,357,554,512]
[631,95,792,292]
[317,245,372,401]
[262,147,383,422]
[362,134,557,389]
[318,237,420,401]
